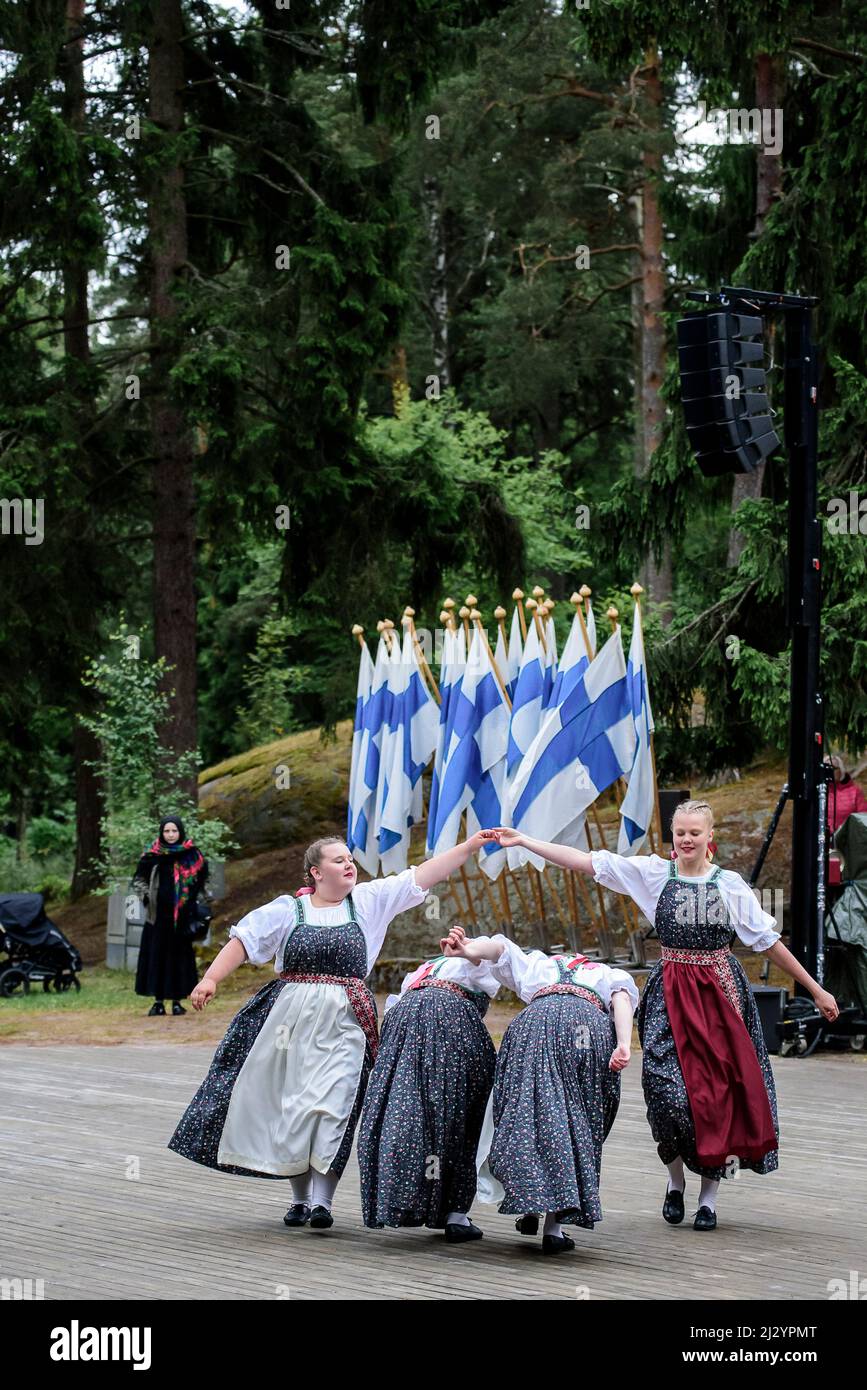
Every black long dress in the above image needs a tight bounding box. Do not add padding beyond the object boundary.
[134,853,205,1001]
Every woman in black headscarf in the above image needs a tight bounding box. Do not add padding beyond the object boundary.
[132,816,208,1016]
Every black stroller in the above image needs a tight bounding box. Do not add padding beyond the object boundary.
[0,893,83,996]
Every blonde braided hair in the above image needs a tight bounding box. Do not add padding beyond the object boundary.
[672,799,716,866]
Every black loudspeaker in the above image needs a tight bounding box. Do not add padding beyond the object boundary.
[751,986,789,1055]
[677,311,780,476]
[658,789,691,844]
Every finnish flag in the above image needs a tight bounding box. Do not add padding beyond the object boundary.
[376,626,439,874]
[505,625,636,871]
[617,601,656,855]
[428,628,510,877]
[506,617,545,779]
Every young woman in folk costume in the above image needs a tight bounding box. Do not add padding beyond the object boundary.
[493,803,839,1231]
[441,919,637,1256]
[167,831,491,1230]
[357,945,501,1243]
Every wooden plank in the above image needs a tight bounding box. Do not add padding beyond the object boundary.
[0,1043,864,1301]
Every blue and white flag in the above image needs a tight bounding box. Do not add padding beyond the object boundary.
[586,599,597,657]
[506,617,545,779]
[427,623,466,854]
[617,601,656,855]
[376,626,439,874]
[348,635,393,874]
[428,628,510,877]
[347,634,376,862]
[505,625,636,870]
[548,611,591,709]
[540,615,558,710]
[465,633,511,880]
[505,605,523,699]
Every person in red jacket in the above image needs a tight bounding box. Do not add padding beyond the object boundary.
[826,755,867,834]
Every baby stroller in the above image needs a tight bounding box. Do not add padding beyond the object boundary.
[0,892,83,996]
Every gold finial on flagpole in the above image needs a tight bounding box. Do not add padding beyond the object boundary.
[494,605,508,653]
[512,587,527,642]
[607,605,619,631]
[459,605,471,643]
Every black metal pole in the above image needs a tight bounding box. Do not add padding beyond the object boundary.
[686,286,824,985]
[785,304,823,989]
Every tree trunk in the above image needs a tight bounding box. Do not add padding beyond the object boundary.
[71,722,104,896]
[62,0,105,897]
[148,0,198,801]
[727,52,785,569]
[422,174,450,391]
[635,43,672,618]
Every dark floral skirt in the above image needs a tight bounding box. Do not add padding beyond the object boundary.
[488,993,621,1228]
[357,986,495,1228]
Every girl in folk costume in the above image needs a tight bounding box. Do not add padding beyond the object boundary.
[168,832,491,1231]
[357,947,500,1243]
[442,916,637,1256]
[132,816,209,1016]
[499,804,839,1231]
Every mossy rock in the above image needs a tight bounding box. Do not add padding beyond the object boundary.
[198,721,354,858]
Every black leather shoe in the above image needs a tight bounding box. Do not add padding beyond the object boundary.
[282,1203,311,1227]
[444,1221,483,1243]
[542,1233,576,1256]
[515,1213,540,1236]
[171,1002,186,1015]
[662,1185,685,1224]
[309,1205,334,1229]
[693,1205,717,1231]
[147,1001,166,1016]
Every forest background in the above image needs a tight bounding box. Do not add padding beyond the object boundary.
[1,0,866,902]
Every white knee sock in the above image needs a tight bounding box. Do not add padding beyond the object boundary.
[543,1212,563,1239]
[446,1211,470,1226]
[699,1178,719,1212]
[310,1169,340,1211]
[289,1169,312,1206]
[666,1157,685,1193]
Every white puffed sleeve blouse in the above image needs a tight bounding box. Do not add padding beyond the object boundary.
[228,865,429,977]
[384,954,502,1013]
[484,934,640,1012]
[589,849,780,952]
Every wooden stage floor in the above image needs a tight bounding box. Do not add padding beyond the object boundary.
[1,1044,864,1301]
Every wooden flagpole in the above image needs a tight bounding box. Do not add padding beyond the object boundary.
[631,581,664,849]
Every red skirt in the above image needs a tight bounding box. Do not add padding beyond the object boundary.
[661,946,776,1167]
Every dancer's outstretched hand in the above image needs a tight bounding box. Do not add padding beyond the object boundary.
[609,1043,631,1072]
[813,987,839,1022]
[489,826,523,847]
[190,978,216,1011]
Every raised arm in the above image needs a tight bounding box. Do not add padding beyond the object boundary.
[491,827,595,875]
[414,830,493,891]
